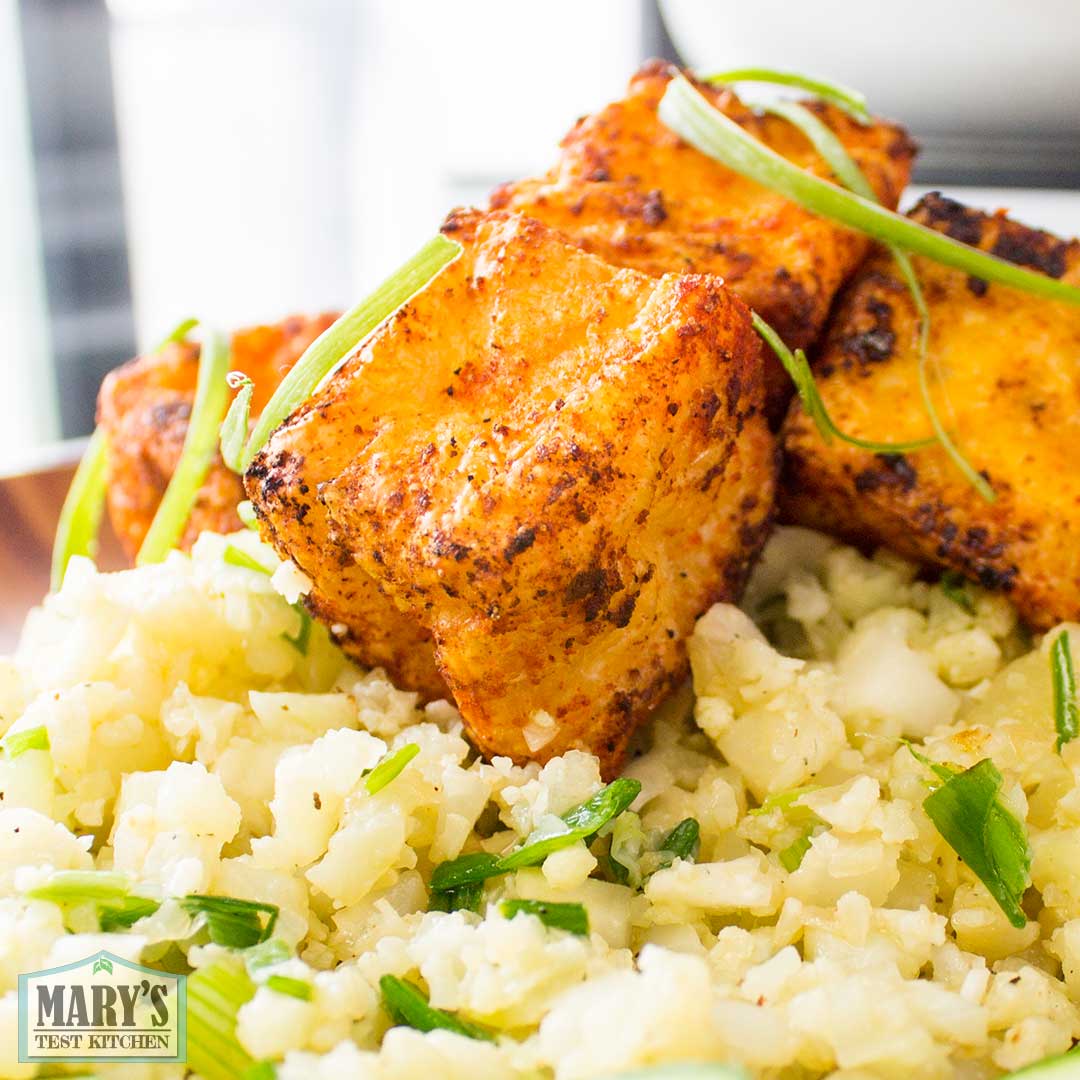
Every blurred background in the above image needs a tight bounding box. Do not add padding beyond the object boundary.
[3,0,1079,475]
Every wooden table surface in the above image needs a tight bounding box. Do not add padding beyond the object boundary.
[0,453,125,653]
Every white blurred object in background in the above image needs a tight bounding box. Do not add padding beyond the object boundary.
[0,0,58,469]
[108,0,360,345]
[659,0,1080,186]
[107,0,645,345]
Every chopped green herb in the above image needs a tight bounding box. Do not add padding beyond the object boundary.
[137,329,232,564]
[26,869,162,930]
[379,975,494,1041]
[187,958,257,1080]
[905,742,960,785]
[28,869,131,903]
[223,544,274,574]
[749,785,820,816]
[497,778,642,872]
[779,828,815,872]
[51,427,110,591]
[2,726,49,758]
[364,744,420,795]
[657,817,701,867]
[1052,631,1078,753]
[220,373,255,473]
[658,74,1080,307]
[606,810,646,888]
[1004,1046,1080,1077]
[265,974,313,1001]
[98,895,161,932]
[940,570,976,614]
[501,899,589,936]
[239,235,462,471]
[181,894,279,948]
[921,758,1030,928]
[222,543,312,655]
[746,99,990,498]
[243,939,293,975]
[237,500,259,530]
[429,779,641,910]
[154,316,199,352]
[429,852,503,894]
[753,314,935,455]
[429,878,487,914]
[703,66,870,123]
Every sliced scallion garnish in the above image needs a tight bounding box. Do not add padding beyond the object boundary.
[920,757,1030,928]
[222,543,312,655]
[220,372,255,473]
[497,778,642,872]
[364,744,420,795]
[753,313,936,454]
[265,974,313,1002]
[940,570,976,614]
[1,726,49,758]
[1052,631,1078,753]
[379,975,494,1042]
[50,427,110,591]
[154,316,199,353]
[501,899,589,936]
[704,66,870,123]
[657,817,701,868]
[236,234,462,472]
[744,95,987,494]
[778,827,815,872]
[658,74,1080,307]
[428,778,642,910]
[137,329,232,565]
[187,958,257,1080]
[181,894,279,949]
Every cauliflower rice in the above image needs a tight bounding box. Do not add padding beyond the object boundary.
[1,526,1079,1079]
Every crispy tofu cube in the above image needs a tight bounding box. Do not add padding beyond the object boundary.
[492,61,916,416]
[246,209,776,771]
[782,193,1080,630]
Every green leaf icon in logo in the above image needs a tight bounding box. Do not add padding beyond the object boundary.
[92,957,113,976]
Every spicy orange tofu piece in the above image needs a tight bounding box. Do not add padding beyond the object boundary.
[246,208,775,772]
[491,61,916,416]
[97,313,337,559]
[782,193,1080,630]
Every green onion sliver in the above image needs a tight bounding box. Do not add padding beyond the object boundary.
[181,894,279,949]
[28,869,131,903]
[239,234,462,471]
[379,975,494,1042]
[220,373,254,474]
[893,250,996,502]
[501,899,589,936]
[752,314,934,453]
[365,744,420,795]
[2,726,49,758]
[1052,631,1078,753]
[658,74,1080,307]
[703,66,870,123]
[1005,1046,1080,1078]
[137,330,232,565]
[265,974,313,1002]
[50,427,110,591]
[187,958,257,1080]
[154,316,199,353]
[740,94,989,496]
[778,828,815,872]
[940,570,976,614]
[658,817,701,866]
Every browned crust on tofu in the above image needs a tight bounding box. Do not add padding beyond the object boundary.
[247,208,776,773]
[782,193,1080,629]
[491,60,916,419]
